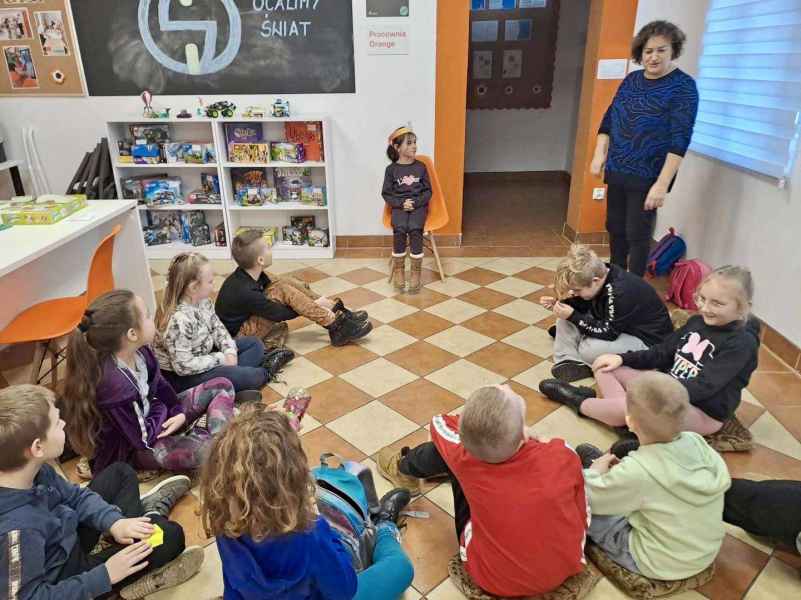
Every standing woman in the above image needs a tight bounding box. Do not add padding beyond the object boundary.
[590,21,699,277]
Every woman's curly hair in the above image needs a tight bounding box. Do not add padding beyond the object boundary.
[200,403,316,542]
[631,20,686,64]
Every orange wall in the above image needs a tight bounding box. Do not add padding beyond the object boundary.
[567,0,639,233]
[434,0,469,236]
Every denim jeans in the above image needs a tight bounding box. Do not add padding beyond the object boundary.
[164,336,268,392]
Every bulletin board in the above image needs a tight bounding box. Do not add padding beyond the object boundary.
[0,0,84,96]
[468,0,559,110]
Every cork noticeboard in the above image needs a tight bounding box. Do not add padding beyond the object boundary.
[0,0,83,96]
[468,0,559,110]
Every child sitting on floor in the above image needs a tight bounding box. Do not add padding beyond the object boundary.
[215,229,372,347]
[540,244,673,382]
[540,265,760,436]
[0,385,203,600]
[153,252,271,393]
[577,372,730,580]
[200,403,414,600]
[377,385,588,597]
[63,289,236,475]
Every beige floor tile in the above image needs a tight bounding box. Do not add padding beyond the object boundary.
[284,323,331,355]
[327,400,419,455]
[363,457,395,498]
[363,277,402,298]
[502,326,555,358]
[438,259,476,275]
[724,523,775,556]
[269,259,310,274]
[742,388,764,408]
[537,257,564,272]
[744,556,801,599]
[426,482,456,517]
[425,326,495,358]
[355,324,417,356]
[362,297,419,323]
[512,360,555,391]
[493,298,553,325]
[148,542,224,600]
[585,576,629,599]
[749,411,801,461]
[314,259,375,276]
[340,357,419,397]
[309,276,358,298]
[486,277,543,298]
[427,577,467,600]
[427,359,507,399]
[425,298,487,324]
[529,406,618,451]
[482,257,543,275]
[401,587,424,599]
[268,356,332,394]
[425,277,480,297]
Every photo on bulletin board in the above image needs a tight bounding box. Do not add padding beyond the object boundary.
[472,50,493,79]
[0,0,84,96]
[519,0,547,7]
[471,20,499,43]
[502,49,522,78]
[367,0,409,17]
[488,0,517,9]
[71,0,355,96]
[505,19,532,41]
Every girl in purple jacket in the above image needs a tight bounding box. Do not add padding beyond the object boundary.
[63,289,235,474]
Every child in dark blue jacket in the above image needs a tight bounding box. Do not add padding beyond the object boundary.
[200,403,414,600]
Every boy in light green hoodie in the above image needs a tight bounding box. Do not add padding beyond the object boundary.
[578,372,731,580]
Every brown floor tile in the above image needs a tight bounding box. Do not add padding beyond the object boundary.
[724,443,801,481]
[417,267,444,286]
[763,326,801,371]
[260,386,283,404]
[385,341,459,377]
[336,248,389,258]
[170,493,213,547]
[306,378,373,423]
[773,547,801,570]
[301,427,366,466]
[286,267,329,283]
[757,347,793,373]
[392,312,453,340]
[454,267,506,286]
[401,496,459,594]
[287,316,312,332]
[380,379,463,425]
[515,266,558,286]
[748,373,801,409]
[699,535,770,599]
[535,314,558,330]
[458,287,516,310]
[465,342,541,379]
[462,311,527,340]
[305,344,379,376]
[735,401,765,428]
[395,287,452,310]
[338,267,387,286]
[767,405,801,444]
[334,286,387,309]
[509,381,561,425]
[523,286,558,305]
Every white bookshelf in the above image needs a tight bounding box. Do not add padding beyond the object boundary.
[107,115,336,261]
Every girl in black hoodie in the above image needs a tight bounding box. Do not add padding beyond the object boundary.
[540,266,759,435]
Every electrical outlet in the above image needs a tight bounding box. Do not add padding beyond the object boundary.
[592,187,606,200]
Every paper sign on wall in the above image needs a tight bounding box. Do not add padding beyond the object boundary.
[596,59,628,80]
[367,24,409,55]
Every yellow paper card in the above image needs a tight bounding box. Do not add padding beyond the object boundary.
[146,524,164,548]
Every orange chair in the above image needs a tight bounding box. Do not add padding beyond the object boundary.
[382,154,449,282]
[0,224,121,386]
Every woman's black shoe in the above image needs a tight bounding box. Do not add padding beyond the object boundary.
[538,379,595,414]
[551,360,594,383]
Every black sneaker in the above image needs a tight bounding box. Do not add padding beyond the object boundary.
[575,443,604,469]
[327,311,373,346]
[332,298,369,323]
[610,437,640,460]
[263,347,295,380]
[551,361,594,383]
[548,325,557,339]
[140,475,191,518]
[538,379,595,414]
[374,488,412,525]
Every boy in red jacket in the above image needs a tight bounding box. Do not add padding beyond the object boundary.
[378,385,588,597]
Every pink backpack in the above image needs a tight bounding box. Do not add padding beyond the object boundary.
[666,259,712,310]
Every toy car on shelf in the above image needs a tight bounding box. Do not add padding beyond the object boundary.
[271,99,290,118]
[203,101,236,118]
[242,106,266,118]
[176,109,192,119]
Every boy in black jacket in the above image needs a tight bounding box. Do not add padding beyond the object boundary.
[540,245,673,382]
[0,385,201,600]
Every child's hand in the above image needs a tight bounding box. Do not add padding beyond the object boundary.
[110,517,154,545]
[592,354,623,373]
[589,453,619,474]
[157,413,187,439]
[552,301,574,320]
[105,542,153,585]
[223,352,238,367]
[590,155,605,176]
[539,295,556,310]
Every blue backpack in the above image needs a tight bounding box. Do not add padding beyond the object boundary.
[312,454,380,572]
[647,228,686,277]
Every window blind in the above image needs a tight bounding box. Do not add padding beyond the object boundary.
[691,0,801,183]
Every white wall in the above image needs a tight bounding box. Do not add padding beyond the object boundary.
[464,0,589,173]
[0,1,436,236]
[636,0,801,348]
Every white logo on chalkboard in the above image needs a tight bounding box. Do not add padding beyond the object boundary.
[138,0,242,76]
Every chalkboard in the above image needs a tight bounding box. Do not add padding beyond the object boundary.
[71,0,355,96]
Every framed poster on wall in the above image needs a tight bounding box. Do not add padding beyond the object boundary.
[467,0,559,110]
[0,0,84,96]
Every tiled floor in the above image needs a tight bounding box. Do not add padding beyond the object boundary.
[3,254,801,599]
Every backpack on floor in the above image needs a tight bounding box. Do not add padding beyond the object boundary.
[666,259,712,310]
[312,453,380,572]
[647,228,686,277]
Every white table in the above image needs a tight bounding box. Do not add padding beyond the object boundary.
[0,200,154,331]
